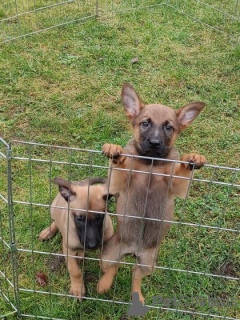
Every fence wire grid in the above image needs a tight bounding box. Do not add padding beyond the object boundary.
[0,0,239,44]
[0,138,239,319]
[0,0,240,319]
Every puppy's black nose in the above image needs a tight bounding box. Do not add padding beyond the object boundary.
[86,240,99,250]
[148,138,160,147]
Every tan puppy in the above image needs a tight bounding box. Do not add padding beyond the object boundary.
[97,83,207,303]
[39,177,113,300]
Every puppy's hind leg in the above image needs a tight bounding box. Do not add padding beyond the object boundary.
[132,247,158,304]
[39,221,58,240]
[97,234,130,294]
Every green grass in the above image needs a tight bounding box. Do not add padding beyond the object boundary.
[0,1,240,319]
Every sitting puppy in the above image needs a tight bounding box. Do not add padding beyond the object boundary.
[39,177,113,300]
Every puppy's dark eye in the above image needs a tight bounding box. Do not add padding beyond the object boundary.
[141,120,150,128]
[165,124,174,131]
[75,215,85,222]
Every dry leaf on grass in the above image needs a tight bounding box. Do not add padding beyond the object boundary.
[36,271,48,286]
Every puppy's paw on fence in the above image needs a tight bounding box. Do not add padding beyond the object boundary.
[102,143,126,164]
[181,153,207,170]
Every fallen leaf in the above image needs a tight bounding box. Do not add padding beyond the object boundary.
[36,271,48,286]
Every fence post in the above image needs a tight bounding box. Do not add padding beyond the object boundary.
[96,0,99,16]
[7,142,21,318]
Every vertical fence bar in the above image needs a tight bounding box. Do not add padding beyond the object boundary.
[7,143,21,318]
[96,0,99,16]
[14,0,22,38]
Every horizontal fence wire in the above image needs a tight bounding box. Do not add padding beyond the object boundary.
[9,159,240,188]
[9,139,240,171]
[1,138,239,319]
[15,290,240,320]
[10,202,240,234]
[166,0,240,42]
[0,0,97,44]
[16,248,239,281]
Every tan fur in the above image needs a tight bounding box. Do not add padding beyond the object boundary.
[39,180,114,300]
[97,83,206,303]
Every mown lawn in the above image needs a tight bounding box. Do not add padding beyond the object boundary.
[0,1,239,319]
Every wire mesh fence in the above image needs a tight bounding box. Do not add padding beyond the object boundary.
[0,0,239,44]
[0,1,239,319]
[0,138,239,319]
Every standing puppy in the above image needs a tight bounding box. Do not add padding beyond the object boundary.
[39,177,113,300]
[98,83,206,303]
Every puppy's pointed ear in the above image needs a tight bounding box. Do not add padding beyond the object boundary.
[121,83,145,121]
[52,177,76,202]
[176,102,205,132]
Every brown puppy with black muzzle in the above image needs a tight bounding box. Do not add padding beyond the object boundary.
[97,83,207,304]
[39,177,114,300]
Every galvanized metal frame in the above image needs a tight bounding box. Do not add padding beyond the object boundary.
[0,138,239,319]
[0,0,239,44]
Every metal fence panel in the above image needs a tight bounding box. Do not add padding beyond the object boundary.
[0,1,239,43]
[0,138,239,319]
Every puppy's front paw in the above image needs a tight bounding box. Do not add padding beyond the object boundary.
[181,153,206,170]
[97,276,112,294]
[39,227,53,241]
[102,144,126,164]
[70,283,86,301]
